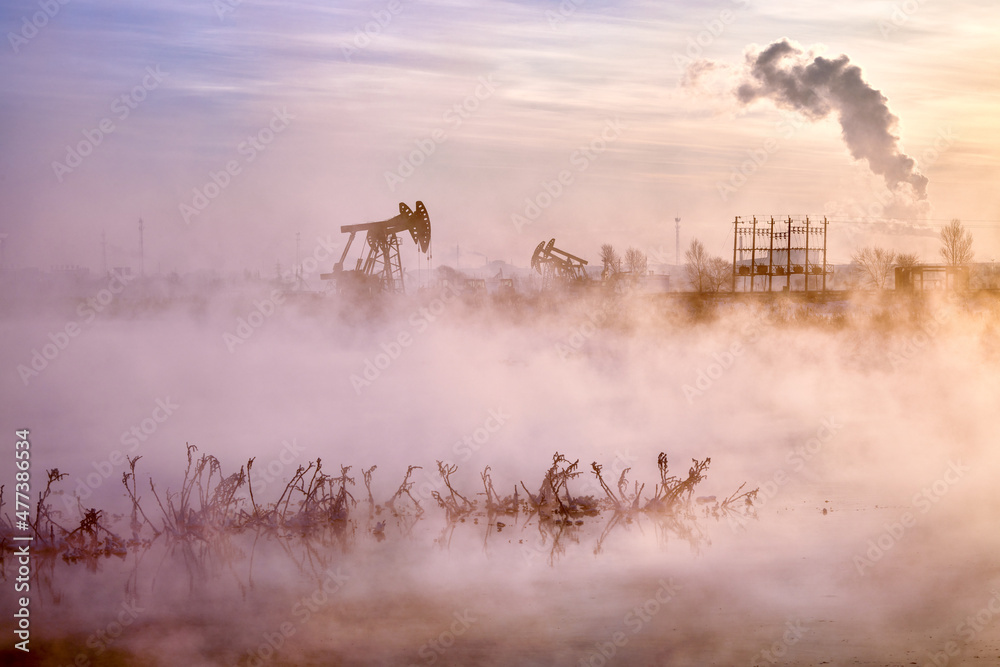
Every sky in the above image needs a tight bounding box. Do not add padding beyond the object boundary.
[1,0,999,275]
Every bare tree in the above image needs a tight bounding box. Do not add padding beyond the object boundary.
[707,257,732,292]
[852,246,897,289]
[685,239,711,292]
[600,244,621,276]
[939,219,974,266]
[895,252,921,269]
[971,263,997,290]
[624,247,648,275]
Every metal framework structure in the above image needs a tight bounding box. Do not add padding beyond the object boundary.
[895,265,969,291]
[731,216,830,292]
[321,201,431,295]
[530,238,589,288]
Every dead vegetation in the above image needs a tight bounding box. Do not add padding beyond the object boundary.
[1,445,757,569]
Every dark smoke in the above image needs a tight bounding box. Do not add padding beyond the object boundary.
[734,39,928,201]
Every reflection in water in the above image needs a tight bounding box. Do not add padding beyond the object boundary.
[3,290,1000,665]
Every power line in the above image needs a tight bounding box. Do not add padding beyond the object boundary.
[732,215,998,229]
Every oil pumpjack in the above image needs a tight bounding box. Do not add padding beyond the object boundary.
[321,201,431,295]
[530,238,589,288]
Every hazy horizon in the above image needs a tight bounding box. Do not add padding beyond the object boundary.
[2,0,999,277]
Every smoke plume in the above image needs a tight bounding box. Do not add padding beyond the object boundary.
[730,39,928,203]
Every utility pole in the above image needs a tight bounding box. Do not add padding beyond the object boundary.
[295,231,301,280]
[786,217,792,292]
[674,216,681,266]
[804,216,810,294]
[138,218,145,277]
[101,230,108,277]
[731,216,740,292]
[822,216,828,292]
[767,217,775,292]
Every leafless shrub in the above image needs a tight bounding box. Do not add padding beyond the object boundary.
[148,444,247,539]
[852,245,897,289]
[362,465,377,514]
[647,454,710,510]
[62,508,127,563]
[2,446,757,568]
[32,469,70,549]
[387,465,424,517]
[122,456,158,538]
[480,466,518,515]
[431,461,474,521]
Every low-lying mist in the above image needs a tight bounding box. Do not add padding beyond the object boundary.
[3,281,1000,666]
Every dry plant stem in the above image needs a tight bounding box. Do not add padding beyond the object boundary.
[33,469,70,545]
[591,462,622,511]
[122,456,159,536]
[2,447,759,564]
[362,465,377,513]
[388,465,424,515]
[432,461,474,520]
[721,482,759,510]
[246,457,260,518]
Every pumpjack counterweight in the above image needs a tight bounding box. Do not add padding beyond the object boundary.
[530,238,589,288]
[321,201,431,295]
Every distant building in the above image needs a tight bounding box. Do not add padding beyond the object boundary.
[638,273,671,293]
[894,265,969,291]
[51,265,90,280]
[735,249,827,277]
